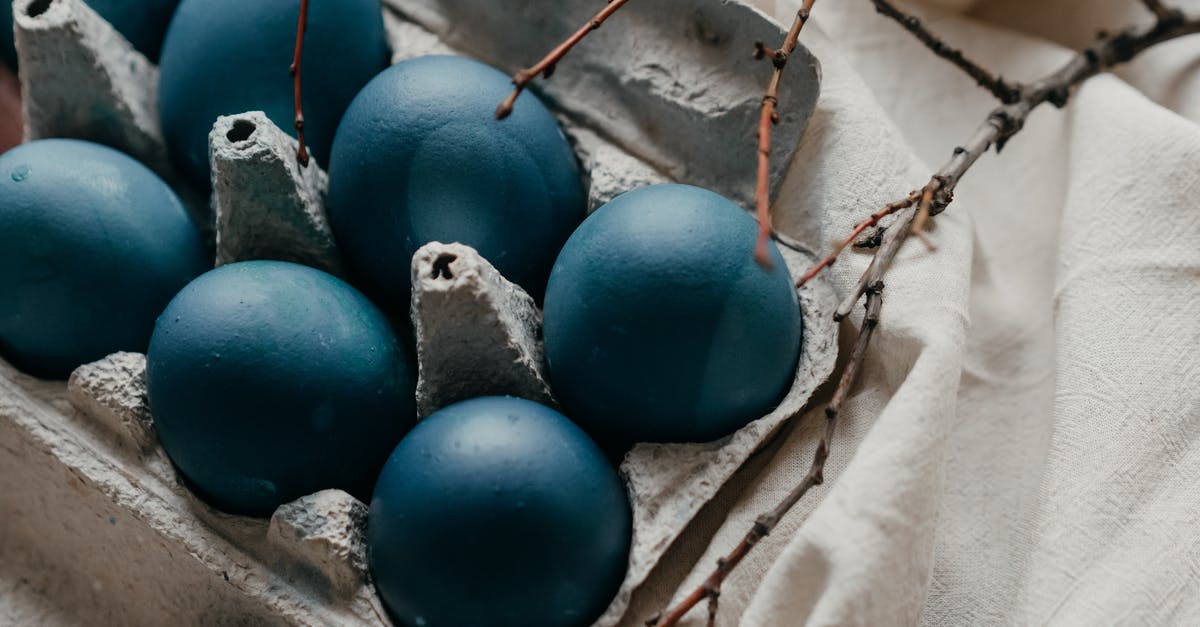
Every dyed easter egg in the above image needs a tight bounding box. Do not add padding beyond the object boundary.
[146,261,416,517]
[368,396,630,627]
[542,184,803,444]
[327,55,585,313]
[158,0,389,188]
[0,139,206,379]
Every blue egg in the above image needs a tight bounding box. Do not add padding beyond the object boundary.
[327,55,585,313]
[0,4,13,70]
[1,0,179,69]
[542,184,803,444]
[369,396,630,627]
[0,139,206,379]
[146,261,416,517]
[88,0,180,62]
[158,0,389,189]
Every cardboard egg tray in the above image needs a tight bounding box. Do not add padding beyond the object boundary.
[0,0,834,624]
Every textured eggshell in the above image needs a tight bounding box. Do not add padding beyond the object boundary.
[2,0,178,68]
[326,55,585,313]
[368,396,630,627]
[542,184,803,445]
[146,261,416,517]
[0,139,207,380]
[158,0,389,189]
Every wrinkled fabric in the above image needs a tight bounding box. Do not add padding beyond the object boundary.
[621,1,1200,624]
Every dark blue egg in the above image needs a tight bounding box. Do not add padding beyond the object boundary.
[146,261,416,517]
[368,396,630,627]
[0,4,13,70]
[158,0,389,189]
[1,0,179,69]
[0,139,207,379]
[327,55,585,313]
[90,0,180,62]
[542,184,803,444]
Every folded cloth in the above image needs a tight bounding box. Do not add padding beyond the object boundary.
[622,1,1200,624]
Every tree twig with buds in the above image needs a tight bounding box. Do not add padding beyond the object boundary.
[868,0,1021,103]
[289,0,310,167]
[651,3,1200,625]
[647,284,885,627]
[495,0,633,120]
[749,0,818,267]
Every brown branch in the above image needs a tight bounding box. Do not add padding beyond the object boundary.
[651,7,1200,625]
[870,0,1022,104]
[804,5,1200,290]
[495,0,633,120]
[1141,0,1182,23]
[650,285,885,627]
[794,190,919,287]
[751,0,818,267]
[834,204,915,320]
[289,0,310,167]
[494,0,813,268]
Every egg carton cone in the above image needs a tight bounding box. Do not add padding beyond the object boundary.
[410,242,558,418]
[209,112,344,276]
[0,1,832,625]
[11,0,208,230]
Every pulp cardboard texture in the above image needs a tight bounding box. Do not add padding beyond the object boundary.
[12,0,209,229]
[209,112,344,276]
[0,1,831,625]
[410,242,559,418]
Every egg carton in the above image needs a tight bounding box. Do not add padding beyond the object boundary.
[0,0,833,625]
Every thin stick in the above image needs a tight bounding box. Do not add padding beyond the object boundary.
[651,6,1200,625]
[1141,0,1181,22]
[495,0,633,120]
[835,211,911,320]
[289,0,310,167]
[802,6,1200,287]
[794,190,920,287]
[650,285,886,627]
[870,0,1021,103]
[752,0,817,267]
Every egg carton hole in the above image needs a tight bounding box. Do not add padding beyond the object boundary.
[26,0,54,18]
[0,1,833,626]
[226,119,257,144]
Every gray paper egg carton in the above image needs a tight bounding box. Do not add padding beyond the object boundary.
[0,0,832,625]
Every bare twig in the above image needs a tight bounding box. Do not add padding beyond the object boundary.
[1141,0,1181,22]
[795,190,920,287]
[804,5,1200,290]
[495,0,633,120]
[652,6,1200,625]
[495,0,816,267]
[835,207,913,319]
[870,0,1022,103]
[751,0,818,267]
[650,285,886,627]
[289,0,310,167]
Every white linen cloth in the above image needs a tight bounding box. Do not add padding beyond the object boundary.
[621,1,1200,624]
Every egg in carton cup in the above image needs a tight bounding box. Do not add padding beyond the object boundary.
[0,0,834,624]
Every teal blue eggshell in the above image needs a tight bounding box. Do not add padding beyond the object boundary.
[146,261,417,517]
[0,139,207,379]
[368,396,630,627]
[158,0,389,189]
[1,0,180,69]
[542,184,803,445]
[326,55,585,313]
